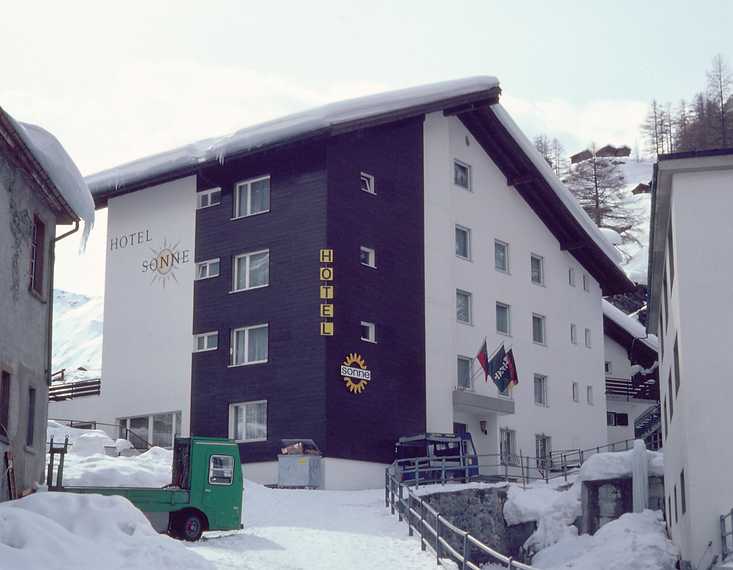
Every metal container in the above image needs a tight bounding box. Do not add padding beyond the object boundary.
[277,439,322,488]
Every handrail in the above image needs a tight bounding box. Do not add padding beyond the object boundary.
[48,417,153,450]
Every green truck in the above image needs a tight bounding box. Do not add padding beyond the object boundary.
[48,436,243,541]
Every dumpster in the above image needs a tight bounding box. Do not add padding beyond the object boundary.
[277,439,322,488]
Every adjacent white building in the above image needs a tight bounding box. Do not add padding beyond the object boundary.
[647,149,733,569]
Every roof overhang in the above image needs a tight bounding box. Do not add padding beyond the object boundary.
[603,314,657,368]
[647,148,733,333]
[0,107,78,223]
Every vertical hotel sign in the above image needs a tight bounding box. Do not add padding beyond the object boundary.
[320,249,334,335]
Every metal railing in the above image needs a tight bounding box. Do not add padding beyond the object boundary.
[48,379,101,401]
[385,466,538,569]
[49,418,152,450]
[721,509,733,561]
[634,404,661,438]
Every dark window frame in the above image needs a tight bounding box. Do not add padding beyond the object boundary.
[0,372,10,441]
[26,387,36,447]
[29,215,46,296]
[673,336,681,395]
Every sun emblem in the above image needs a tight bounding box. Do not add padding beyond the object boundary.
[340,353,371,394]
[146,238,184,288]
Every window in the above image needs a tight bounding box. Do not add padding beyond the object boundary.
[152,413,175,448]
[530,254,544,285]
[453,160,471,190]
[29,216,45,295]
[496,302,511,335]
[26,387,36,446]
[584,328,592,348]
[197,187,221,209]
[455,226,471,259]
[570,324,578,345]
[456,290,472,324]
[674,485,678,523]
[668,497,672,526]
[360,246,376,268]
[582,274,590,292]
[663,397,668,439]
[535,434,551,462]
[680,470,686,514]
[607,412,615,426]
[0,372,9,439]
[662,269,669,329]
[604,361,612,374]
[231,324,269,365]
[668,222,675,286]
[234,176,270,218]
[129,416,150,448]
[668,371,674,418]
[209,455,235,485]
[532,314,546,345]
[233,250,270,291]
[360,321,376,343]
[607,412,628,426]
[572,382,579,402]
[568,267,576,287]
[360,172,375,195]
[118,412,180,449]
[196,258,220,280]
[457,357,472,390]
[500,429,517,466]
[193,332,218,352]
[586,385,594,405]
[230,400,267,442]
[659,316,665,358]
[495,240,509,272]
[673,336,681,395]
[534,374,548,406]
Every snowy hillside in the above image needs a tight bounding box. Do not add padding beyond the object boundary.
[615,158,654,284]
[52,290,103,383]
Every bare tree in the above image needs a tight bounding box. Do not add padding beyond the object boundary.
[564,144,642,242]
[641,100,664,157]
[533,134,552,166]
[550,138,568,177]
[706,53,733,146]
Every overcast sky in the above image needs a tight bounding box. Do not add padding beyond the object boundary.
[2,0,730,296]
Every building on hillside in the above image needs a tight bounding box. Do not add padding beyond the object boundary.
[647,148,733,569]
[0,107,94,501]
[596,144,632,158]
[631,182,651,195]
[602,300,659,448]
[49,77,632,489]
[570,149,593,164]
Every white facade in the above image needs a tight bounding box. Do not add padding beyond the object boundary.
[423,112,609,464]
[649,153,733,568]
[49,177,197,446]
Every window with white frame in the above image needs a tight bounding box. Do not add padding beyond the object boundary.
[455,226,471,259]
[534,374,548,406]
[193,331,218,352]
[535,434,552,461]
[532,314,546,345]
[196,258,220,280]
[231,324,268,365]
[604,361,612,374]
[495,240,509,272]
[568,267,576,286]
[496,302,511,335]
[500,428,518,465]
[453,160,471,190]
[570,323,578,345]
[230,400,267,442]
[587,385,594,405]
[457,356,472,390]
[582,274,590,292]
[572,382,579,402]
[360,172,375,195]
[360,246,376,268]
[118,411,181,449]
[530,254,544,285]
[584,328,592,348]
[197,187,222,209]
[360,321,376,343]
[456,290,472,324]
[234,176,270,218]
[233,250,269,291]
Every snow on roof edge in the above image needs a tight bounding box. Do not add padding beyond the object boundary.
[491,104,624,267]
[602,299,658,351]
[86,76,500,195]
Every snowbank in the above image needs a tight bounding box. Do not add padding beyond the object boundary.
[578,448,664,482]
[0,492,211,570]
[60,447,173,488]
[47,420,113,450]
[531,510,677,570]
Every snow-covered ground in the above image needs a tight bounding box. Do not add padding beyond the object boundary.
[52,290,103,383]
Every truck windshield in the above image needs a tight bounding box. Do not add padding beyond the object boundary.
[209,455,234,485]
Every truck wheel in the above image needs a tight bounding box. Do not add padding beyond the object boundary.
[175,511,205,542]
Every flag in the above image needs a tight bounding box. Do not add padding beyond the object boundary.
[476,339,490,381]
[488,345,519,392]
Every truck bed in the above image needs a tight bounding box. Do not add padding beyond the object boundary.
[63,486,191,513]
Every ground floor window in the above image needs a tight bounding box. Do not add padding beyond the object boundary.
[118,411,182,449]
[230,400,267,442]
[535,434,552,469]
[500,428,517,466]
[606,412,629,426]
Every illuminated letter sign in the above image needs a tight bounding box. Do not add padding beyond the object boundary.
[320,249,334,335]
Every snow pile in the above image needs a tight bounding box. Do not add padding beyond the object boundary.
[60,446,173,488]
[86,76,500,194]
[531,510,677,570]
[52,289,103,383]
[47,419,113,449]
[578,447,664,482]
[4,111,95,247]
[602,298,658,351]
[0,492,211,570]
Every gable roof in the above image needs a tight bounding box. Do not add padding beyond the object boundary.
[85,76,633,294]
[603,299,658,368]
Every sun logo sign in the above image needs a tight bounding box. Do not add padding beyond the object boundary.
[142,238,191,288]
[340,353,371,394]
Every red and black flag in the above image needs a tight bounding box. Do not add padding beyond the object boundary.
[488,345,519,392]
[476,339,490,381]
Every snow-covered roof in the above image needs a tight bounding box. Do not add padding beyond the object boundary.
[86,76,501,196]
[0,107,95,245]
[602,299,658,351]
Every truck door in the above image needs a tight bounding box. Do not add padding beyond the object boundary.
[202,451,241,530]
